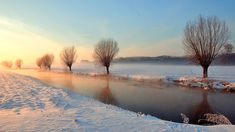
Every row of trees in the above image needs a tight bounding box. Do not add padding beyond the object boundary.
[1,15,232,78]
[36,40,119,74]
[36,47,78,71]
[88,15,232,78]
[91,16,232,78]
[1,59,23,69]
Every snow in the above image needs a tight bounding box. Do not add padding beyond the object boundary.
[0,71,234,131]
[212,82,227,90]
[65,63,235,81]
[73,72,233,90]
[48,63,235,90]
[163,76,234,90]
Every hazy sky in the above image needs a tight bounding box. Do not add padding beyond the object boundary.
[0,0,234,65]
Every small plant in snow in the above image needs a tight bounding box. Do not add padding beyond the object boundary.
[137,112,145,117]
[181,113,189,124]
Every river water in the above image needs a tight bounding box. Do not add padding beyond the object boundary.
[11,66,235,124]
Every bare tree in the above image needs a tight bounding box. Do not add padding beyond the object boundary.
[224,43,233,54]
[183,16,230,78]
[1,61,13,68]
[36,57,43,69]
[15,59,23,69]
[60,46,77,71]
[93,39,119,74]
[41,54,54,70]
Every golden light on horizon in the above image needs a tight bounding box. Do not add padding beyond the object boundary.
[0,17,93,67]
[0,17,61,65]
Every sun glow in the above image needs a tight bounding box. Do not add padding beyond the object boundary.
[0,17,64,66]
[0,17,93,67]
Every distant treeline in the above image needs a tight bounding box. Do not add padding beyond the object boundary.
[114,53,235,65]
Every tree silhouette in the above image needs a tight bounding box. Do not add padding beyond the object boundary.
[93,39,119,74]
[1,61,12,68]
[41,54,54,70]
[183,16,230,78]
[36,57,43,69]
[15,59,23,69]
[60,46,77,71]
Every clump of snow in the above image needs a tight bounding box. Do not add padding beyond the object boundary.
[1,71,234,131]
[163,75,235,91]
[115,74,164,82]
[212,82,227,90]
[96,72,233,91]
[228,82,235,88]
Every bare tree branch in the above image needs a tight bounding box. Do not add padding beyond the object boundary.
[60,46,77,71]
[93,39,119,74]
[224,43,233,54]
[183,15,230,78]
[36,54,54,70]
[36,57,43,69]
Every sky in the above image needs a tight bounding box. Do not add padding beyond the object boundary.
[0,0,234,66]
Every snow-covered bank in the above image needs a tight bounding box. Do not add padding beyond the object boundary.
[0,71,234,131]
[71,71,235,91]
[67,63,235,81]
[48,63,235,91]
[164,76,235,91]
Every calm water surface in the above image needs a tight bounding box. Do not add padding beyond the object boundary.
[11,69,235,124]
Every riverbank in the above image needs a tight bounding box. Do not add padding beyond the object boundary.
[0,70,234,131]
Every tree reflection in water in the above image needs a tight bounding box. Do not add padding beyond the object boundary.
[190,92,214,124]
[98,77,117,105]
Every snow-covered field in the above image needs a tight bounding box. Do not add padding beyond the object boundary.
[0,71,234,131]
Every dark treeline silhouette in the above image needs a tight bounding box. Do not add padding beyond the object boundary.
[221,43,234,64]
[115,56,189,64]
[114,54,235,65]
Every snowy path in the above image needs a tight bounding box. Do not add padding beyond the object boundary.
[0,71,234,132]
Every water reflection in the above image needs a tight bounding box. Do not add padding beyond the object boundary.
[97,77,117,105]
[189,92,214,124]
[10,69,235,124]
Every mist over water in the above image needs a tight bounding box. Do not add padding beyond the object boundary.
[61,63,235,81]
[11,63,235,124]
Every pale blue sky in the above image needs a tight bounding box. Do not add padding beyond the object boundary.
[0,0,234,62]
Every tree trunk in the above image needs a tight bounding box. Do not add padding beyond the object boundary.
[203,66,209,78]
[69,66,72,71]
[106,66,109,75]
